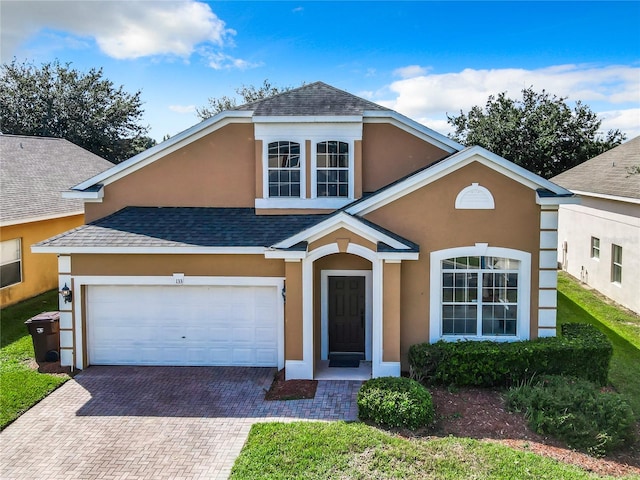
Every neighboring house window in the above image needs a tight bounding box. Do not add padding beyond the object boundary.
[268,141,301,197]
[441,256,520,337]
[611,244,622,284]
[1,238,22,288]
[316,141,349,197]
[591,237,600,259]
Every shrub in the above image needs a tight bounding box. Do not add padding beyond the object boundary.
[506,375,636,456]
[408,323,612,387]
[357,376,434,430]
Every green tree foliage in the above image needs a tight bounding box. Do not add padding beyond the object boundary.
[447,88,626,178]
[196,79,295,120]
[0,59,153,164]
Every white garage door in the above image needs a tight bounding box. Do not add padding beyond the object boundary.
[87,285,280,366]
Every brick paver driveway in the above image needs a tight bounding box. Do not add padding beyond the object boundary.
[0,366,362,479]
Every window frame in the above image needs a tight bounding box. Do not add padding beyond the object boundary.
[611,244,622,284]
[591,237,600,259]
[1,238,22,289]
[430,246,531,343]
[267,140,302,198]
[314,140,351,198]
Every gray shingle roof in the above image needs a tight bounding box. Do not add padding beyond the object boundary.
[550,137,640,200]
[0,135,114,224]
[235,81,391,116]
[35,207,330,248]
[35,206,420,252]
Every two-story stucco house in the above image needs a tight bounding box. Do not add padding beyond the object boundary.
[33,82,575,379]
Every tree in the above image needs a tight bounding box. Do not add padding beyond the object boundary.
[196,79,296,120]
[0,59,153,164]
[447,88,626,178]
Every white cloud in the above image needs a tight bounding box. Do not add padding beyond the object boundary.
[169,104,196,114]
[599,108,640,140]
[377,64,640,139]
[393,65,428,79]
[1,0,239,62]
[202,50,262,70]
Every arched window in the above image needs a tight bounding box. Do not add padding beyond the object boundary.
[268,141,301,197]
[430,246,531,342]
[316,140,349,197]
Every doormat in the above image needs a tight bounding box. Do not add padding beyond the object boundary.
[329,354,362,368]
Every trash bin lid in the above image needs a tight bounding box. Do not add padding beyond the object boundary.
[26,311,60,322]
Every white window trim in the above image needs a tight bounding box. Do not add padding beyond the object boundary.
[429,245,531,343]
[591,236,600,260]
[255,122,361,210]
[311,139,355,200]
[611,244,622,285]
[262,138,307,200]
[0,238,22,289]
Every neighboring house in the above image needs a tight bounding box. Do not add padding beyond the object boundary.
[33,82,574,379]
[0,135,113,307]
[552,137,640,314]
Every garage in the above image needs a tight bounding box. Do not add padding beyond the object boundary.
[86,284,281,366]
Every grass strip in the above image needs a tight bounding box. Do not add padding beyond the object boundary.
[557,273,640,419]
[1,290,69,429]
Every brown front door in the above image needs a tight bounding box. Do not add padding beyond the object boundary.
[329,276,365,353]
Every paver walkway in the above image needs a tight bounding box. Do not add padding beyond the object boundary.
[0,366,362,479]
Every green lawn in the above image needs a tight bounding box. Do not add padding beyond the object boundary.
[0,290,70,429]
[230,422,629,480]
[557,272,640,419]
[232,274,640,479]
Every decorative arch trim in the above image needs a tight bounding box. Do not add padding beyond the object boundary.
[455,183,495,209]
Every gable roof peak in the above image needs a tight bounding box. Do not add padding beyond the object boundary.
[234,81,391,117]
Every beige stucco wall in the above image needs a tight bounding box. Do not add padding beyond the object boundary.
[365,159,542,367]
[85,124,257,222]
[284,261,303,361]
[361,123,450,193]
[71,254,284,277]
[1,214,83,307]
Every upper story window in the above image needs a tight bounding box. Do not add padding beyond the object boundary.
[316,141,349,197]
[268,141,300,197]
[1,238,22,289]
[611,244,622,284]
[591,237,600,259]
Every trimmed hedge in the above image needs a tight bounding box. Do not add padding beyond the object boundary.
[408,323,612,387]
[357,376,434,430]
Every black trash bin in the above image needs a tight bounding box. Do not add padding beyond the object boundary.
[25,311,60,362]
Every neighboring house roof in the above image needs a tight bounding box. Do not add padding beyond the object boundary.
[0,134,113,226]
[234,81,391,116]
[550,136,640,201]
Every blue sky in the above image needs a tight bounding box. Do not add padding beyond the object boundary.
[2,1,639,142]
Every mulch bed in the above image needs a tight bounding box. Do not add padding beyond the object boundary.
[405,386,640,478]
[264,369,318,401]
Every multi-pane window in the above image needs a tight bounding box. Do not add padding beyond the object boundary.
[591,237,600,259]
[317,141,349,197]
[611,244,622,284]
[1,238,22,288]
[268,141,301,197]
[442,256,519,337]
